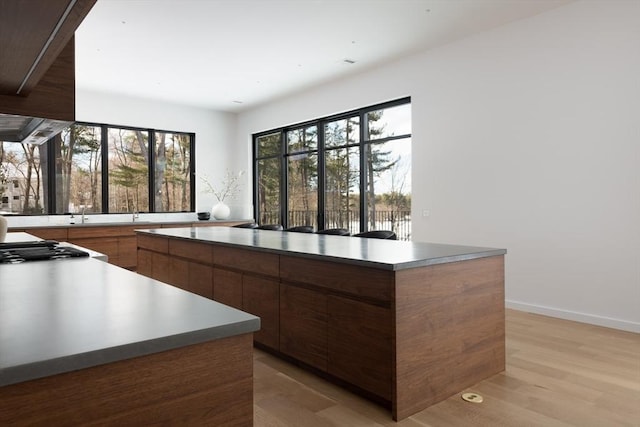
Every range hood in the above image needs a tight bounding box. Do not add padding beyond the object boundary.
[0,113,71,145]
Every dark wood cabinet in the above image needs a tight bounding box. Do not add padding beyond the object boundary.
[134,231,505,421]
[327,295,392,400]
[279,283,327,371]
[242,275,279,349]
[213,268,243,310]
[0,0,96,120]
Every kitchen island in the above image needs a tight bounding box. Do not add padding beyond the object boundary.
[136,227,507,421]
[0,235,260,426]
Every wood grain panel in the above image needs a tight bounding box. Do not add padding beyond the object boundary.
[118,236,138,269]
[168,257,189,289]
[152,252,170,284]
[243,275,279,349]
[188,262,214,299]
[0,0,95,96]
[69,224,151,239]
[137,248,153,277]
[214,246,279,277]
[213,268,243,309]
[279,283,328,371]
[137,234,168,253]
[328,295,392,400]
[280,255,393,302]
[169,238,213,264]
[0,334,254,426]
[393,255,505,420]
[68,237,118,264]
[0,38,75,121]
[23,227,68,241]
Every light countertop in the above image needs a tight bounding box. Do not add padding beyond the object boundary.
[138,227,507,270]
[0,253,259,387]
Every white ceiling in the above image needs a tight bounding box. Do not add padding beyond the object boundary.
[75,0,572,113]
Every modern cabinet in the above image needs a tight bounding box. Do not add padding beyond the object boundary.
[135,229,506,421]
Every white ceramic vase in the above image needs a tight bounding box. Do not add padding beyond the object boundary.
[0,215,7,243]
[211,201,231,220]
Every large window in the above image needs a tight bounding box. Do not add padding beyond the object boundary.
[1,122,194,215]
[253,98,411,240]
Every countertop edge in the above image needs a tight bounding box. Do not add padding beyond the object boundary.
[0,318,260,387]
[136,229,507,270]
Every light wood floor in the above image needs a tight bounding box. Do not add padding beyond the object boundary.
[253,309,640,426]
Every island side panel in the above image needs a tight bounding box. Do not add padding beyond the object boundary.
[392,255,505,420]
[0,334,254,426]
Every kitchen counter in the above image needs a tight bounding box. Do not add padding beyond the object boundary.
[3,231,108,261]
[0,237,260,425]
[137,226,506,270]
[136,226,506,421]
[0,256,258,387]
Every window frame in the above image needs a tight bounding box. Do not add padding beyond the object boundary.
[253,97,411,233]
[1,121,196,215]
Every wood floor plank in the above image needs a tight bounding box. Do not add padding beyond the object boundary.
[254,309,640,426]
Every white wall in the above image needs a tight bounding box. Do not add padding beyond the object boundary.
[236,1,640,332]
[76,89,244,215]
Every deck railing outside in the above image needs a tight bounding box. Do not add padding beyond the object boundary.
[260,210,412,241]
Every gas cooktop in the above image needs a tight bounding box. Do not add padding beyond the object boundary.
[0,241,90,264]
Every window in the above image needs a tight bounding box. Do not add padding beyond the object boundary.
[0,122,194,215]
[253,98,411,240]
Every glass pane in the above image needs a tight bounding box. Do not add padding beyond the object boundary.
[107,128,149,213]
[54,124,102,214]
[0,141,49,215]
[324,116,359,148]
[257,132,281,158]
[287,152,317,228]
[154,132,191,212]
[257,157,280,224]
[366,103,411,141]
[365,137,412,240]
[287,126,317,153]
[324,146,360,234]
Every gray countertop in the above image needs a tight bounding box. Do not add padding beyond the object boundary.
[0,256,259,387]
[138,227,506,270]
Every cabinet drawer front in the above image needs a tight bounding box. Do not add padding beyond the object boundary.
[279,284,327,371]
[213,246,279,277]
[213,268,242,309]
[328,295,392,400]
[188,262,213,299]
[169,239,213,264]
[137,234,168,253]
[25,228,68,241]
[242,275,279,349]
[280,256,393,302]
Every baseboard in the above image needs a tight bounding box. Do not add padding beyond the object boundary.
[505,300,640,333]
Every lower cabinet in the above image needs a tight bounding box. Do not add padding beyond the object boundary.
[213,268,242,309]
[279,283,327,371]
[242,275,279,349]
[137,234,396,406]
[327,295,392,400]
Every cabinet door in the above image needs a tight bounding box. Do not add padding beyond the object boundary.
[279,283,327,371]
[69,237,119,265]
[151,252,170,284]
[118,236,138,269]
[137,249,153,277]
[27,228,68,241]
[327,295,392,400]
[242,275,279,349]
[168,257,189,289]
[213,268,242,309]
[188,262,213,299]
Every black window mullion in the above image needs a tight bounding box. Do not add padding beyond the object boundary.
[189,133,196,213]
[317,121,325,230]
[359,111,367,233]
[101,125,109,213]
[148,130,155,212]
[280,129,287,227]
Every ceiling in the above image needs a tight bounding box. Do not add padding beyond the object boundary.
[75,0,572,113]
